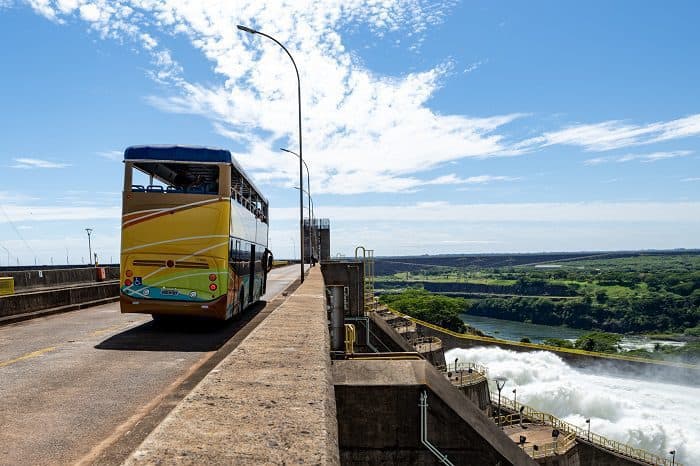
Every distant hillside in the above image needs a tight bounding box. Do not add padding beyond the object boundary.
[374,250,700,275]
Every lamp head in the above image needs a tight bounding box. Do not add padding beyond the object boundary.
[494,376,507,389]
[237,24,258,34]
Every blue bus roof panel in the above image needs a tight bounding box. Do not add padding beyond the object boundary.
[124,145,232,163]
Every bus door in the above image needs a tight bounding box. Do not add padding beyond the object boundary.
[249,244,256,303]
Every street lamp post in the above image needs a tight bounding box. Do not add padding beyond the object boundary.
[585,418,591,441]
[669,450,676,465]
[495,377,507,429]
[85,228,93,266]
[282,148,315,264]
[238,24,304,283]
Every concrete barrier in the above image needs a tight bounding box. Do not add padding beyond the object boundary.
[0,282,119,319]
[0,266,119,290]
[124,267,340,465]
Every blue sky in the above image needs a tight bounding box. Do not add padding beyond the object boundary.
[0,0,698,264]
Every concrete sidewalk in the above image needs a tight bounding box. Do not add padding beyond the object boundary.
[124,267,339,465]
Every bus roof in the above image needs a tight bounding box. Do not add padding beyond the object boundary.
[124,145,231,163]
[124,145,268,205]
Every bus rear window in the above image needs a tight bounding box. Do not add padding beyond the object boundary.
[130,162,220,195]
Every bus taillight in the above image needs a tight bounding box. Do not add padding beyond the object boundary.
[209,283,217,291]
[209,273,217,281]
[124,279,132,286]
[125,270,133,277]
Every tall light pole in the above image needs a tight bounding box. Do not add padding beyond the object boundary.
[669,450,676,465]
[585,418,590,441]
[85,228,93,266]
[495,377,507,429]
[238,24,304,283]
[282,148,315,264]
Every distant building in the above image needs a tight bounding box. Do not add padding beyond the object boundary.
[304,218,330,262]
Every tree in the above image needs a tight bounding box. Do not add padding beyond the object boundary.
[574,332,622,353]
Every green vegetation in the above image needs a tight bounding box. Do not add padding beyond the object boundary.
[573,332,622,353]
[543,332,700,363]
[376,253,700,335]
[544,332,622,353]
[379,289,467,333]
[542,338,574,349]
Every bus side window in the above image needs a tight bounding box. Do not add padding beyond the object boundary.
[232,240,241,273]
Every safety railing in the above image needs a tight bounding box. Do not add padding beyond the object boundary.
[444,361,489,377]
[493,394,681,466]
[410,336,443,353]
[441,361,488,388]
[521,432,577,459]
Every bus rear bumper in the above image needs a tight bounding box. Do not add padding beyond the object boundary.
[119,293,229,320]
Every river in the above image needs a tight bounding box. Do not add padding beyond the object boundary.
[459,314,685,350]
[447,346,699,465]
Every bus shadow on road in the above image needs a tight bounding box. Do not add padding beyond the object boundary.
[95,301,267,352]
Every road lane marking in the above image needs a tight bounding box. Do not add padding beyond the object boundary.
[0,346,56,368]
[90,324,131,338]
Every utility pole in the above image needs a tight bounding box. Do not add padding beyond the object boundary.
[85,228,93,266]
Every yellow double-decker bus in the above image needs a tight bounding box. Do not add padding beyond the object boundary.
[120,145,272,320]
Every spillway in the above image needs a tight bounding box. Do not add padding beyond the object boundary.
[447,346,699,465]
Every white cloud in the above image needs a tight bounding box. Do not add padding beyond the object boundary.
[18,1,700,196]
[425,174,520,185]
[11,157,70,169]
[20,0,529,195]
[528,115,700,152]
[682,177,700,182]
[463,60,483,74]
[272,201,700,223]
[0,204,120,223]
[78,2,99,21]
[97,150,123,161]
[583,150,693,165]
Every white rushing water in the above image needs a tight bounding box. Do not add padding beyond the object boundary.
[446,347,700,465]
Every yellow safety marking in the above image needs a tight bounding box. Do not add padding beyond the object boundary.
[0,346,56,368]
[90,324,128,338]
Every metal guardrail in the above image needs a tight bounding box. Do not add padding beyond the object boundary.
[443,361,489,377]
[440,361,488,388]
[493,394,682,466]
[521,431,577,459]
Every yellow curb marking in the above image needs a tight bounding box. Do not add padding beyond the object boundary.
[0,346,56,368]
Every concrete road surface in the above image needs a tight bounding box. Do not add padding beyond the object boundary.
[0,264,305,466]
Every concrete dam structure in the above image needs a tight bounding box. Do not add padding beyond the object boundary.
[0,258,690,465]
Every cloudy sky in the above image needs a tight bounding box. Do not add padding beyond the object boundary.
[0,0,699,264]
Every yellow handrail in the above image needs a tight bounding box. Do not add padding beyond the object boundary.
[344,324,356,354]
